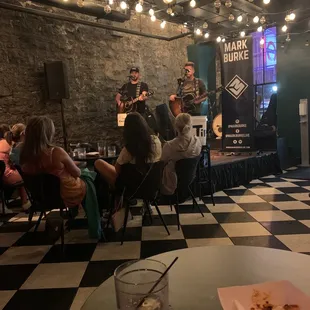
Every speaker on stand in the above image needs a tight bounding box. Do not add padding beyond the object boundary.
[44,61,70,151]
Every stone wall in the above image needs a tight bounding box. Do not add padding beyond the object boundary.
[0,1,193,146]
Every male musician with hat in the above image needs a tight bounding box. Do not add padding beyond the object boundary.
[116,67,149,116]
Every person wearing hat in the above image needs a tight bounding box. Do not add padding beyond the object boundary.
[116,67,149,116]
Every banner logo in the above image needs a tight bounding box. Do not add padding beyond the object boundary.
[225,75,248,99]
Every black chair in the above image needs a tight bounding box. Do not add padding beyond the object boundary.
[197,145,215,205]
[22,173,67,247]
[0,160,25,214]
[168,156,205,230]
[106,161,170,245]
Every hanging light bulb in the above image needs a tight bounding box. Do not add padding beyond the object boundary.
[151,15,156,21]
[203,22,209,29]
[160,20,166,28]
[289,12,296,21]
[104,4,112,13]
[253,16,259,23]
[195,28,202,35]
[225,0,232,8]
[228,13,234,21]
[282,25,288,32]
[240,30,245,37]
[260,37,265,46]
[222,37,226,42]
[263,0,270,4]
[167,7,173,14]
[305,40,309,47]
[77,0,84,7]
[63,0,69,2]
[285,14,290,22]
[260,16,266,24]
[190,0,196,7]
[171,12,175,16]
[149,8,154,15]
[135,2,143,12]
[109,0,114,5]
[163,0,173,3]
[237,15,243,22]
[204,32,210,38]
[216,36,221,42]
[120,1,127,9]
[183,22,187,27]
[286,34,291,42]
[257,26,263,32]
[214,0,221,8]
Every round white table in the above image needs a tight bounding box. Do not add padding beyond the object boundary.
[82,246,310,309]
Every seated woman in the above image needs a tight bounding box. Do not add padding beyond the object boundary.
[95,112,162,187]
[161,113,202,195]
[0,124,30,211]
[9,123,26,165]
[20,116,86,208]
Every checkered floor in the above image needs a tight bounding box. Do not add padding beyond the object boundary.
[1,168,310,310]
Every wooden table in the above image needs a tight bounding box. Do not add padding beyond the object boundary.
[82,246,310,309]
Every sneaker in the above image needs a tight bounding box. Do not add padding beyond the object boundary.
[22,201,31,211]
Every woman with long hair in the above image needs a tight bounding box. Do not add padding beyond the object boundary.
[20,116,86,208]
[0,124,30,211]
[95,112,162,185]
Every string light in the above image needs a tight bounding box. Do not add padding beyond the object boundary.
[151,15,156,21]
[77,0,84,7]
[171,12,175,16]
[260,37,265,46]
[289,12,296,20]
[214,0,221,8]
[166,7,172,14]
[286,34,291,42]
[204,32,210,39]
[149,8,154,15]
[253,16,259,23]
[237,15,243,22]
[120,1,127,9]
[104,4,112,13]
[160,20,166,29]
[63,0,68,2]
[203,22,209,29]
[305,40,309,47]
[272,85,278,92]
[222,37,226,42]
[163,0,173,4]
[228,13,235,21]
[216,36,222,42]
[190,0,196,7]
[260,16,266,24]
[240,30,246,37]
[183,22,187,27]
[195,28,202,35]
[108,0,114,5]
[257,26,263,32]
[135,2,143,12]
[282,25,288,32]
[225,0,232,8]
[263,0,270,4]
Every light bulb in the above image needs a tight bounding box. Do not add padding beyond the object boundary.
[109,0,114,5]
[222,37,226,42]
[272,86,278,92]
[171,12,175,16]
[149,8,154,15]
[160,20,166,29]
[237,15,243,22]
[163,0,173,3]
[260,16,266,24]
[282,25,287,32]
[306,40,309,47]
[104,4,112,13]
[214,0,221,8]
[183,22,187,27]
[286,34,291,42]
[63,0,68,2]
[263,0,270,4]
[260,37,265,45]
[257,26,263,32]
[225,0,232,8]
[204,32,209,38]
[190,0,196,7]
[203,22,208,29]
[120,1,127,9]
[240,31,245,37]
[77,0,84,7]
[289,12,296,21]
[195,28,202,35]
[151,15,156,21]
[253,16,259,23]
[228,14,234,21]
[285,14,290,22]
[167,7,172,14]
[135,2,143,12]
[216,36,221,42]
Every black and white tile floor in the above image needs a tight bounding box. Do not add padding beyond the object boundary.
[1,169,310,309]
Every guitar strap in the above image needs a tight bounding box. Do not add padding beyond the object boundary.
[136,82,141,99]
[195,78,200,97]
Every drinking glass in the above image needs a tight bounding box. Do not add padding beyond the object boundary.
[108,145,116,157]
[114,259,169,310]
[77,147,86,159]
[97,142,106,157]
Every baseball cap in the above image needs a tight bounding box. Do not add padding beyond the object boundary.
[129,67,140,73]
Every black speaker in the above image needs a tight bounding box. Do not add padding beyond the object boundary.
[44,61,69,100]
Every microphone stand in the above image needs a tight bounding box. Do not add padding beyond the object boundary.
[177,73,186,113]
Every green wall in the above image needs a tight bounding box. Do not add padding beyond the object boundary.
[277,35,310,162]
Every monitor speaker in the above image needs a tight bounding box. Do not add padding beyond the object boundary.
[44,61,69,100]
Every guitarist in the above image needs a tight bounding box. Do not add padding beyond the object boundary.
[169,62,208,116]
[116,67,149,116]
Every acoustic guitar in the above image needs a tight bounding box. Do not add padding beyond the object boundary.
[169,87,223,117]
[118,91,154,113]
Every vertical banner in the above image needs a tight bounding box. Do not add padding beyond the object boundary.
[220,36,254,151]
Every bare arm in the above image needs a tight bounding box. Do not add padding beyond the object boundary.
[115,93,122,106]
[54,147,81,178]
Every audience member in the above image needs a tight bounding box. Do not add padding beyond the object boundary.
[95,112,162,186]
[161,113,202,195]
[20,116,86,208]
[0,124,30,211]
[9,123,26,165]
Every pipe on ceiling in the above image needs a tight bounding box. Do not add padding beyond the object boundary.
[0,2,191,41]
